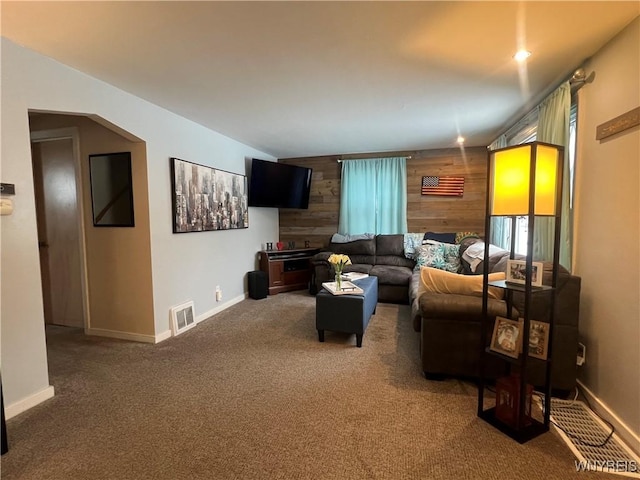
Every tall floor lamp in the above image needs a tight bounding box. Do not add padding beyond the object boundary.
[478,141,564,443]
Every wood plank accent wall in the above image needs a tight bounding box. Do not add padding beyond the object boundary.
[279,147,488,248]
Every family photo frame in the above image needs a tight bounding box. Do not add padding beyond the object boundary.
[489,316,523,359]
[170,157,248,233]
[506,259,543,287]
[527,319,550,360]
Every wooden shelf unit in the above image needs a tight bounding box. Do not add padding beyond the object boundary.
[258,248,320,295]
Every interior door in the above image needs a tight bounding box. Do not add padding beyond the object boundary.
[31,139,84,327]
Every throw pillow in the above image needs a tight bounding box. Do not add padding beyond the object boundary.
[413,243,460,273]
[455,231,481,244]
[419,267,506,299]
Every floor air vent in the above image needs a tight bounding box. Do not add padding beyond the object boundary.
[549,398,639,478]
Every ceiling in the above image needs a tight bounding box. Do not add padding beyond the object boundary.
[2,2,638,158]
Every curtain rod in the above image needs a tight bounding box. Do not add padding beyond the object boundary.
[492,67,595,143]
[569,68,595,93]
[337,155,412,163]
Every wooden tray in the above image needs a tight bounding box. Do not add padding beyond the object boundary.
[321,281,365,295]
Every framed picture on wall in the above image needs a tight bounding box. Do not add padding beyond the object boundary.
[89,152,135,227]
[170,157,248,233]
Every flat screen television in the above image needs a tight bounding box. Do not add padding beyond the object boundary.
[248,158,312,209]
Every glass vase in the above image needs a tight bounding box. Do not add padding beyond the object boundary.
[335,271,342,291]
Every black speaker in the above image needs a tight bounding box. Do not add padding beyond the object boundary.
[248,270,268,299]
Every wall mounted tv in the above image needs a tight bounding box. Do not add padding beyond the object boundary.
[248,158,312,209]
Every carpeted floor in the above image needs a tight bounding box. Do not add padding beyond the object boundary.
[2,291,611,479]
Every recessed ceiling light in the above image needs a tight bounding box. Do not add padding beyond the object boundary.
[514,50,532,62]
[456,136,465,144]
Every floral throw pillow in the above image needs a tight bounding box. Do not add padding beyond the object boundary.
[441,243,461,273]
[414,243,461,273]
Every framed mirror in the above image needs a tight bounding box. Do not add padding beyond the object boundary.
[89,152,135,227]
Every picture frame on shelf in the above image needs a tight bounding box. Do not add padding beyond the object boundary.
[527,320,550,360]
[506,259,543,287]
[489,316,523,359]
[170,301,196,336]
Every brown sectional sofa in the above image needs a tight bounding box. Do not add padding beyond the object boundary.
[312,234,580,393]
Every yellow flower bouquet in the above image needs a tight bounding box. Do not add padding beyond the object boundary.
[328,253,352,290]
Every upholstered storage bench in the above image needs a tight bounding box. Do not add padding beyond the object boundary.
[315,276,378,348]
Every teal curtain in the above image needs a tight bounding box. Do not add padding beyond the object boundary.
[489,135,510,249]
[338,157,407,234]
[338,159,377,234]
[534,82,571,269]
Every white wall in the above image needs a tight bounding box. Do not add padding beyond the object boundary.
[0,38,278,410]
[574,17,640,449]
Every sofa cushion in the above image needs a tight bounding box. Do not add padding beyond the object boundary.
[329,238,375,265]
[376,255,415,269]
[344,264,373,275]
[370,265,413,286]
[492,252,527,274]
[376,234,405,256]
[376,234,415,268]
[419,267,505,299]
[418,292,513,320]
[329,238,375,256]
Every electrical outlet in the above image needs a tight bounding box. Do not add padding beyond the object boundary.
[577,342,586,366]
[215,285,222,302]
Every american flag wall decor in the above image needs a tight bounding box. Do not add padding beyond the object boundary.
[421,176,465,196]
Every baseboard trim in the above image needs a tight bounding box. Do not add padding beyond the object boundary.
[5,385,55,420]
[577,379,640,455]
[85,328,157,344]
[152,294,249,343]
[154,329,172,343]
[196,293,248,324]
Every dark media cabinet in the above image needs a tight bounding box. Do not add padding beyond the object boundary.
[258,248,320,295]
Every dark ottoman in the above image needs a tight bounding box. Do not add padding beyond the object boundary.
[315,276,378,347]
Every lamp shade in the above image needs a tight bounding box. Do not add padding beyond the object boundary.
[489,142,562,216]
